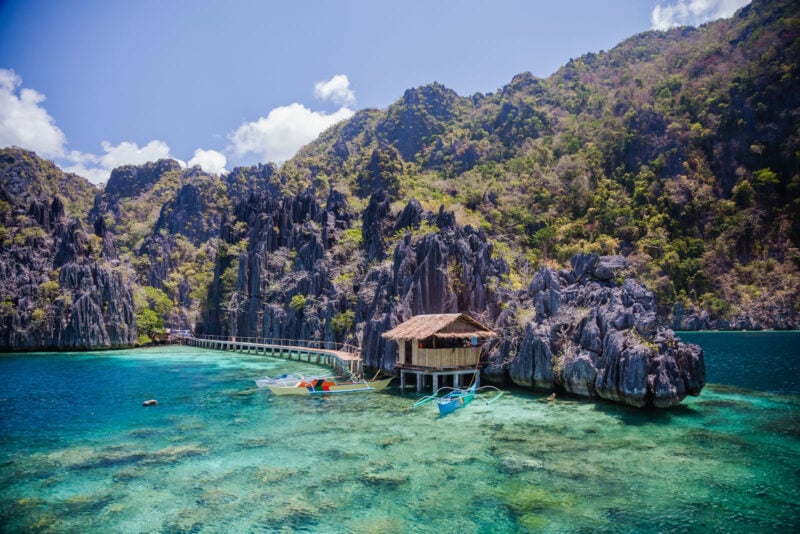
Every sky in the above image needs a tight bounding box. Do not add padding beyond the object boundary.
[0,0,751,184]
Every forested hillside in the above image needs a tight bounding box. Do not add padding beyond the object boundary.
[290,0,800,329]
[1,0,797,362]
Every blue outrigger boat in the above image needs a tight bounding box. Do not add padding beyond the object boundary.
[436,382,477,414]
[413,382,504,415]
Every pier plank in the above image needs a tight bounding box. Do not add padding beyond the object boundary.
[185,337,363,377]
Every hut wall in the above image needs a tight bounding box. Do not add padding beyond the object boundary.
[413,347,479,369]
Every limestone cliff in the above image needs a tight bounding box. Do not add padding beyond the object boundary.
[196,184,703,407]
[485,253,704,407]
[0,149,137,350]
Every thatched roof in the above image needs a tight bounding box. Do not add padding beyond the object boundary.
[381,313,496,341]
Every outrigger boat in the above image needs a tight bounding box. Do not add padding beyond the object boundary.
[254,373,332,389]
[266,377,393,396]
[436,382,477,414]
[413,383,504,415]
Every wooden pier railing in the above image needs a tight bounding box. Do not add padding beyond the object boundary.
[184,335,363,377]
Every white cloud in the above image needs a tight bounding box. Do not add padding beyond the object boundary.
[98,140,174,169]
[0,69,184,184]
[229,102,354,164]
[61,140,182,185]
[188,148,227,174]
[652,0,751,30]
[1,68,357,183]
[59,151,109,185]
[0,68,67,157]
[313,74,356,106]
[229,75,357,164]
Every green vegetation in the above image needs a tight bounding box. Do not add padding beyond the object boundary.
[286,0,800,320]
[288,294,307,312]
[330,310,355,338]
[3,0,798,337]
[134,286,173,344]
[0,148,97,219]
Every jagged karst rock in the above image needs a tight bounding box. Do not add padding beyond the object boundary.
[2,150,704,407]
[198,192,510,374]
[393,198,430,233]
[562,350,598,397]
[501,253,705,408]
[362,189,392,263]
[323,187,353,247]
[0,149,137,350]
[593,255,627,281]
[153,183,212,243]
[396,232,454,315]
[376,83,463,162]
[509,324,555,389]
[198,187,341,344]
[104,159,182,199]
[2,218,135,350]
[360,204,510,370]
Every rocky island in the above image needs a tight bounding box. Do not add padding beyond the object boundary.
[1,0,799,409]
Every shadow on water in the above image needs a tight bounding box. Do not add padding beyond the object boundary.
[707,383,768,396]
[482,383,707,426]
[593,401,703,426]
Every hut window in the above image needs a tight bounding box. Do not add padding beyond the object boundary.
[437,337,465,349]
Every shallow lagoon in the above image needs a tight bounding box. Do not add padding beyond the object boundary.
[1,333,798,532]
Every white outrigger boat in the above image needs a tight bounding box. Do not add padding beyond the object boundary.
[254,373,332,389]
[266,377,393,396]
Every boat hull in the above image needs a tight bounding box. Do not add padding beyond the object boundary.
[266,377,393,396]
[436,385,476,414]
[254,374,330,388]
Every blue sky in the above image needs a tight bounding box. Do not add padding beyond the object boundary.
[0,0,750,183]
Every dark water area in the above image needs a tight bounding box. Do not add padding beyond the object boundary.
[679,331,800,395]
[0,339,798,532]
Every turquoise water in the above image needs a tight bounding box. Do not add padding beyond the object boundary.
[0,334,798,533]
[679,331,800,395]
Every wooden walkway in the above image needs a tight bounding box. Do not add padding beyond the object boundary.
[185,336,362,377]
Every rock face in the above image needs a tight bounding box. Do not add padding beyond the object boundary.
[669,302,795,331]
[358,201,510,371]
[198,187,337,344]
[53,262,137,349]
[104,159,182,199]
[196,183,703,407]
[198,189,509,370]
[0,150,138,350]
[1,148,703,406]
[13,221,138,351]
[486,253,705,408]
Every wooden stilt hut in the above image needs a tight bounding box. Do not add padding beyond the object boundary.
[381,313,497,391]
